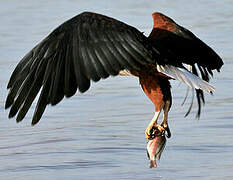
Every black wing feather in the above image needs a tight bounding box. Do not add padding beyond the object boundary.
[80,28,101,81]
[7,50,34,89]
[16,57,48,122]
[72,25,91,93]
[149,13,223,118]
[6,12,159,124]
[64,44,78,98]
[32,74,51,125]
[50,51,65,105]
[104,35,132,69]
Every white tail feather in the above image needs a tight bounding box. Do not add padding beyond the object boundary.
[157,65,215,93]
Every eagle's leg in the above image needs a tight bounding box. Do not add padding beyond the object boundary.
[145,108,165,140]
[161,99,172,138]
[138,70,171,140]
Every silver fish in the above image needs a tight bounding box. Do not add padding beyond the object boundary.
[146,130,166,168]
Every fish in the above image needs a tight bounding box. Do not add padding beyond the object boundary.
[146,128,167,168]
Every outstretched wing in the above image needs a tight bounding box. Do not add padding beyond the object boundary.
[5,12,160,125]
[150,12,223,117]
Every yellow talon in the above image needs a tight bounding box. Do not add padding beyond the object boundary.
[145,124,165,140]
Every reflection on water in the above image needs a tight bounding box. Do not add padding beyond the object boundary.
[0,0,233,179]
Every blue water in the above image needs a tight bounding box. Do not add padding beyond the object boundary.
[0,1,233,179]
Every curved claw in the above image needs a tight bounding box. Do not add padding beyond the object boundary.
[146,124,165,140]
[148,127,164,140]
[163,125,171,138]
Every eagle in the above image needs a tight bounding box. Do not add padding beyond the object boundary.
[5,12,223,140]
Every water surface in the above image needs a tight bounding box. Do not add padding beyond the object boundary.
[0,1,233,179]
